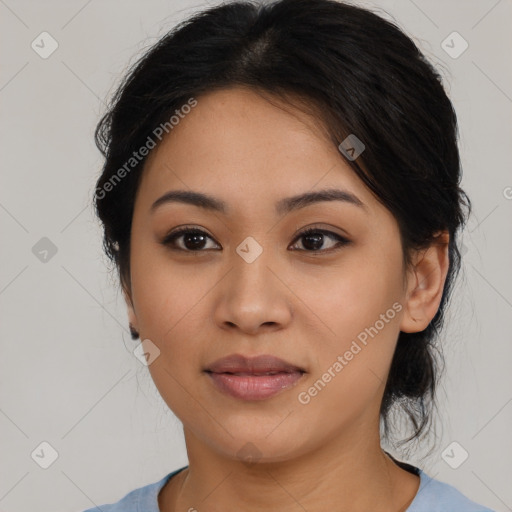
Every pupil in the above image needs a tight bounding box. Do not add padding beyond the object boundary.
[181,232,326,251]
[185,233,206,250]
[303,233,323,250]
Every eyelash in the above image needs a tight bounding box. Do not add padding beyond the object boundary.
[161,225,351,254]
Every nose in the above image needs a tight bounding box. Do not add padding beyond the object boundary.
[213,242,293,335]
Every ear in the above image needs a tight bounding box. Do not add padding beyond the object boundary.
[400,231,450,333]
[122,283,139,340]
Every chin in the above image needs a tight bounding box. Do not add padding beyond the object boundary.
[195,425,312,466]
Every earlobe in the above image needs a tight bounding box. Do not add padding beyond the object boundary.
[122,285,140,340]
[129,323,140,340]
[400,231,450,333]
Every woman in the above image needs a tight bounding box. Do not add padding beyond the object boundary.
[84,0,495,510]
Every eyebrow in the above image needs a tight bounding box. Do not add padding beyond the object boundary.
[150,188,367,215]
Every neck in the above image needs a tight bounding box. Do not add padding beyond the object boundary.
[159,425,420,512]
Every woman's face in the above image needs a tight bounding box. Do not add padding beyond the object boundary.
[127,86,439,463]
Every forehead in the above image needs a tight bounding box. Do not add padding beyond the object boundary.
[138,86,378,215]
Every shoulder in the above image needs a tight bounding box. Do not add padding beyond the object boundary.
[80,484,147,512]
[409,469,496,512]
[79,468,185,512]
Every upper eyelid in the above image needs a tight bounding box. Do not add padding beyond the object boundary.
[163,226,218,244]
[165,225,344,239]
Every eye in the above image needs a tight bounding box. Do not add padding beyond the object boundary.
[161,226,220,252]
[161,225,350,254]
[289,227,350,253]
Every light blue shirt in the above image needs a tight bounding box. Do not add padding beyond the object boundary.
[81,465,495,512]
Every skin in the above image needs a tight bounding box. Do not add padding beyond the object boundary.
[124,86,450,512]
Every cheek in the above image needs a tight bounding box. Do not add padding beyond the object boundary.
[130,250,211,417]
[302,249,403,342]
[130,236,200,336]
[300,243,404,396]
[129,243,219,391]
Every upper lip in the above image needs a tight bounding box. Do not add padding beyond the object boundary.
[205,354,306,374]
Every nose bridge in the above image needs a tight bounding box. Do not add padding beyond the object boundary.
[231,234,275,296]
[214,234,290,332]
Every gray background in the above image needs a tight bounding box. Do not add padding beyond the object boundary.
[1,0,511,510]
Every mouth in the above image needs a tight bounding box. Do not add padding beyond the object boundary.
[204,354,306,401]
[205,353,306,374]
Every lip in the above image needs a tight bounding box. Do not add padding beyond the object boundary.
[204,354,306,401]
[205,354,305,374]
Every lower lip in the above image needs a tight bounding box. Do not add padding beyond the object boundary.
[206,371,304,400]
